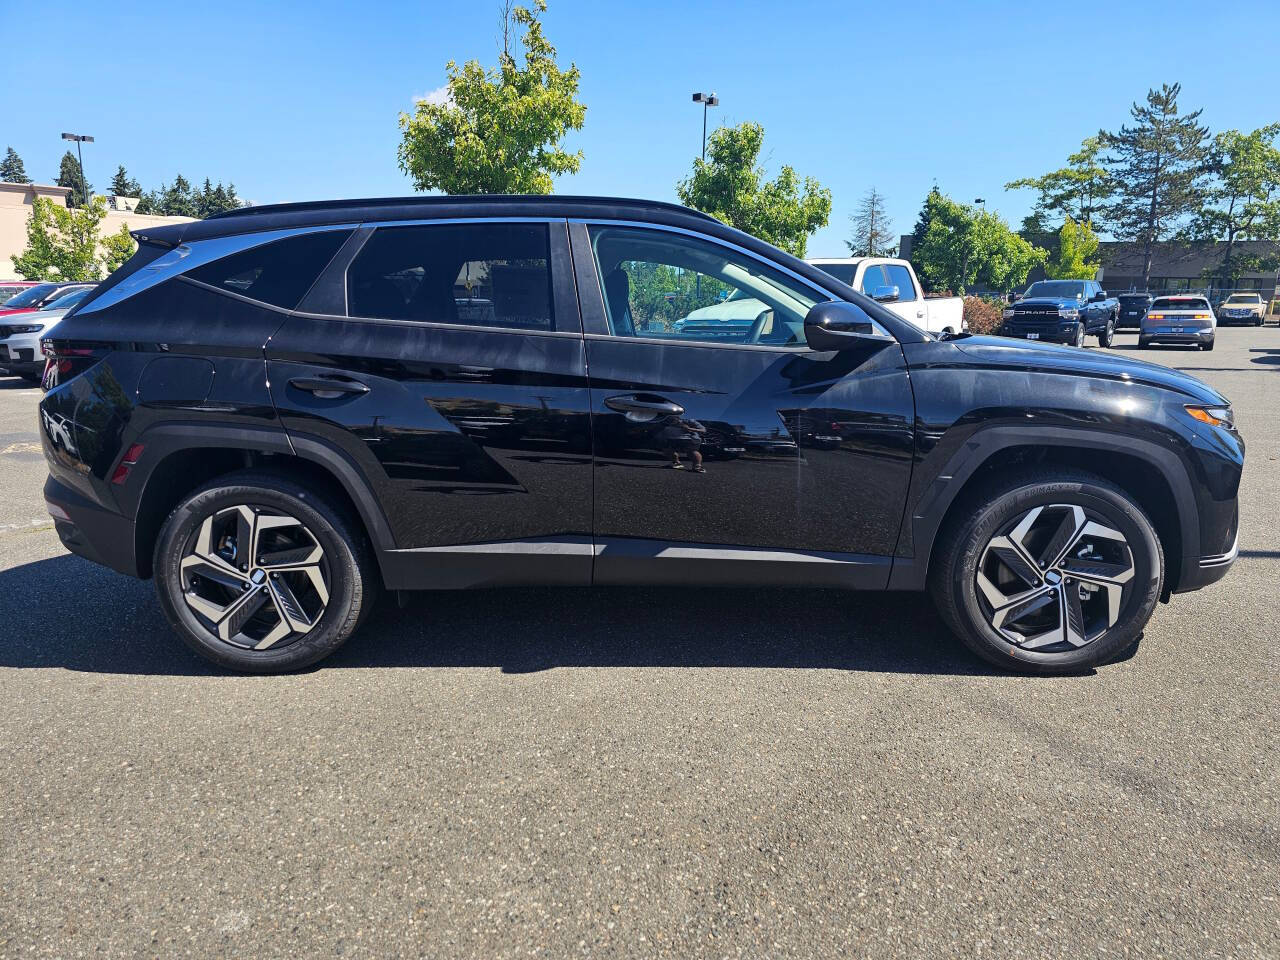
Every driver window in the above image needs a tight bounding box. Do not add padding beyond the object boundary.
[587,225,821,347]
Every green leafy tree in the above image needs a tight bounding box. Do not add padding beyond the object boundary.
[1,146,31,184]
[11,196,109,280]
[109,165,142,197]
[101,222,137,274]
[847,186,895,257]
[678,121,831,257]
[1045,216,1101,279]
[912,190,1044,293]
[398,0,586,194]
[1005,136,1111,228]
[1191,124,1280,285]
[56,150,93,207]
[1101,82,1209,288]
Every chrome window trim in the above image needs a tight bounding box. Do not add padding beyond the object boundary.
[74,224,360,316]
[570,218,892,342]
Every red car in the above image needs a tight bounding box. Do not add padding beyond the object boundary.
[0,281,40,306]
[0,281,94,317]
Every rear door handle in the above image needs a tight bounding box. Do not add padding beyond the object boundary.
[288,376,370,399]
[604,394,684,421]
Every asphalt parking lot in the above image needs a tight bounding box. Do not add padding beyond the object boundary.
[0,327,1276,959]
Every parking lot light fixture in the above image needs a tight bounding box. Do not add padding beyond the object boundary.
[691,92,719,161]
[61,132,95,208]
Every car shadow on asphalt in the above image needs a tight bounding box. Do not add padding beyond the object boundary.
[0,553,1013,677]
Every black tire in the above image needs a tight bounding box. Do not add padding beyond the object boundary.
[1097,317,1115,348]
[1137,337,1150,349]
[1073,323,1086,348]
[1201,339,1215,352]
[929,467,1163,674]
[153,470,375,673]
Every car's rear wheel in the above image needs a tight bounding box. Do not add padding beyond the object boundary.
[930,468,1163,674]
[1097,317,1115,348]
[1201,339,1215,352]
[153,471,374,673]
[1137,337,1150,349]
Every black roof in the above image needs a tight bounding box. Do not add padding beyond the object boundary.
[135,195,718,247]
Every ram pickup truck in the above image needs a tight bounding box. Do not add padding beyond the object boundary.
[1002,279,1119,347]
[808,257,965,336]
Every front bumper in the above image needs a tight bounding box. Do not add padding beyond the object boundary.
[1001,321,1078,344]
[0,336,44,373]
[1218,312,1262,324]
[1175,530,1239,593]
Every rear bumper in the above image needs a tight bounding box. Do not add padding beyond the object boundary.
[44,475,141,578]
[1140,329,1213,345]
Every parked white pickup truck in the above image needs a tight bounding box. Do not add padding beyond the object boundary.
[808,257,966,336]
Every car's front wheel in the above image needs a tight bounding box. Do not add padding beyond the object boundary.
[153,471,374,673]
[930,468,1163,673]
[1072,323,1086,348]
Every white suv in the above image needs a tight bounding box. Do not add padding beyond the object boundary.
[0,286,95,381]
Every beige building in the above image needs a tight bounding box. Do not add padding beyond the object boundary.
[1,182,194,280]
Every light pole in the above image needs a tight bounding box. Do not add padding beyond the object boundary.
[61,132,94,207]
[974,197,986,211]
[691,92,719,161]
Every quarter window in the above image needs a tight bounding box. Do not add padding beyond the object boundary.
[882,264,917,302]
[186,229,352,310]
[587,225,821,347]
[347,222,555,331]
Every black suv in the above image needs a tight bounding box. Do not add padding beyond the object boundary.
[38,197,1243,674]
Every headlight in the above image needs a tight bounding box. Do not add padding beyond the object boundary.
[1058,307,1080,319]
[7,324,43,334]
[1002,308,1015,319]
[1185,404,1234,428]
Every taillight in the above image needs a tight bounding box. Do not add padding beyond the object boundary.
[40,340,108,391]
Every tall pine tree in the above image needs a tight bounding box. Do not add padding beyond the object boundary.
[1101,83,1209,288]
[110,164,142,198]
[847,186,894,257]
[56,150,93,207]
[1,146,31,183]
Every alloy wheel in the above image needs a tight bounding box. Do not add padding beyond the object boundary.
[1074,323,1085,348]
[179,505,330,650]
[975,504,1135,652]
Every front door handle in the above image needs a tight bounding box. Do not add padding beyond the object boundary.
[288,376,370,399]
[604,394,685,421]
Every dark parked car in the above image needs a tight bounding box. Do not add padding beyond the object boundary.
[39,196,1243,675]
[1117,292,1154,329]
[1002,280,1119,347]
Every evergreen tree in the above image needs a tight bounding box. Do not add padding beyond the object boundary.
[109,164,142,197]
[56,150,93,207]
[1,146,31,184]
[159,174,198,218]
[1101,83,1209,288]
[847,186,895,257]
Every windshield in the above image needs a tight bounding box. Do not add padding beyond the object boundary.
[812,263,856,285]
[42,287,93,311]
[1225,294,1261,303]
[2,283,60,308]
[1024,281,1085,299]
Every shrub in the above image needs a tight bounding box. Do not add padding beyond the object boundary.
[963,296,1005,335]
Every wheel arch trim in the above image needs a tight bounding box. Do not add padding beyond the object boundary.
[126,423,397,571]
[887,425,1200,591]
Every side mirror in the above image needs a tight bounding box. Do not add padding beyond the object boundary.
[804,301,882,351]
[871,284,900,303]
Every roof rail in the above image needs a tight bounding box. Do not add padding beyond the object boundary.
[206,194,719,223]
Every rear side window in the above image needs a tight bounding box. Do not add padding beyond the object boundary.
[186,229,352,310]
[882,264,917,302]
[347,222,555,332]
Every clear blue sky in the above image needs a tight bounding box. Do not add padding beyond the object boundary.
[3,0,1277,255]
